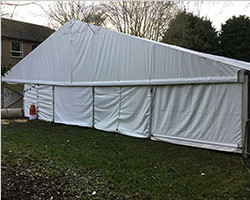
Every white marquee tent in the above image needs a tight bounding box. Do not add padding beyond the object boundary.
[2,19,250,154]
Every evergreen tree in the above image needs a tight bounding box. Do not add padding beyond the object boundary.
[161,11,219,54]
[219,15,250,62]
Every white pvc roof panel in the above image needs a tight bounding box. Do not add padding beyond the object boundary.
[3,19,250,86]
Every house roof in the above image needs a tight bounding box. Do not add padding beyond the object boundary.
[1,18,54,43]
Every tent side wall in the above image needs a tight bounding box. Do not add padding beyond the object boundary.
[23,82,246,153]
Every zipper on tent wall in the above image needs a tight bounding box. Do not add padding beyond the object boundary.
[92,86,95,128]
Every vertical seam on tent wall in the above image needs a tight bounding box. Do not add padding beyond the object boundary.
[149,44,155,82]
[116,87,122,132]
[52,86,55,122]
[148,44,155,139]
[213,84,218,142]
[92,86,95,128]
[70,20,73,83]
[36,85,39,117]
[149,86,153,139]
[23,84,26,115]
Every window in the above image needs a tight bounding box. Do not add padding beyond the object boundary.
[11,41,23,58]
[30,43,39,51]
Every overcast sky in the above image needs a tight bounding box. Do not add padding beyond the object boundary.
[2,1,250,30]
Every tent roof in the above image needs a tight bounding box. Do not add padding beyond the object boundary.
[3,19,250,86]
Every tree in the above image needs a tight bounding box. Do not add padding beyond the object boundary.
[45,1,106,29]
[1,65,11,77]
[161,11,219,54]
[101,1,179,41]
[218,15,250,62]
[1,1,38,18]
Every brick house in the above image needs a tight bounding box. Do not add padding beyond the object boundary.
[1,18,54,68]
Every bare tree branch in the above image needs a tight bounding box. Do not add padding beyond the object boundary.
[1,1,37,6]
[101,1,179,41]
[1,1,40,18]
[44,1,105,30]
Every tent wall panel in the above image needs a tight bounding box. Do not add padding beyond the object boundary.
[23,83,38,117]
[37,85,53,122]
[54,87,92,127]
[94,87,120,132]
[152,84,242,150]
[118,86,151,138]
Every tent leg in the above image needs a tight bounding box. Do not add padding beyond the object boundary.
[243,120,250,158]
[148,86,153,139]
[242,72,249,156]
[92,86,95,128]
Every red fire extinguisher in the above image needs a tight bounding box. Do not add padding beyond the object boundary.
[29,104,37,120]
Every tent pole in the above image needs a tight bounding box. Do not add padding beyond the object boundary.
[148,85,153,139]
[92,86,95,128]
[242,71,249,157]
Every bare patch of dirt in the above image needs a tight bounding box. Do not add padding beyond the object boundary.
[1,119,28,125]
[1,161,68,200]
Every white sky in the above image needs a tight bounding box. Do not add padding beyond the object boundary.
[1,1,250,31]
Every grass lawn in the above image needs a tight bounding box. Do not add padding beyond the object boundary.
[1,119,250,199]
